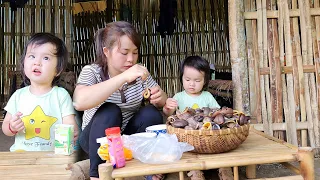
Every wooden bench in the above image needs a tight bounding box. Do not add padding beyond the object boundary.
[98,127,314,180]
[0,151,75,179]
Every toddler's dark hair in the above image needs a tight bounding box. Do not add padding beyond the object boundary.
[20,32,68,86]
[179,56,211,90]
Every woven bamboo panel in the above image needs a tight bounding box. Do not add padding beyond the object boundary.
[243,0,320,154]
[72,0,230,97]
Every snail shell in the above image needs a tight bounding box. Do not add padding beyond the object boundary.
[195,108,203,114]
[167,115,180,124]
[172,119,189,128]
[203,116,213,123]
[224,113,234,118]
[143,88,151,99]
[193,114,204,122]
[212,123,221,130]
[202,107,211,116]
[239,114,250,125]
[220,106,233,115]
[213,114,225,125]
[176,108,193,120]
[209,110,221,118]
[201,122,212,130]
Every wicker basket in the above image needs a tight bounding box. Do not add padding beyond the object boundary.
[167,124,250,154]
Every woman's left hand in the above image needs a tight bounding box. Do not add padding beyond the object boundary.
[149,86,167,107]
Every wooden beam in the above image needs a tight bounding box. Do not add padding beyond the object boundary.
[252,122,309,131]
[228,0,250,114]
[244,8,320,19]
[259,65,316,75]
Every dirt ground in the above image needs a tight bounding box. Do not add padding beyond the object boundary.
[0,121,319,179]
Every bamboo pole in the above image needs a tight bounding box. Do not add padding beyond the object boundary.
[228,0,250,114]
[297,147,314,180]
[252,121,309,131]
[245,0,257,119]
[303,0,319,153]
[233,166,239,180]
[246,165,256,179]
[98,163,113,180]
[243,8,320,19]
[281,162,300,174]
[35,0,40,32]
[266,0,283,139]
[282,0,298,146]
[291,0,306,147]
[262,0,273,136]
[298,0,316,149]
[250,0,262,124]
[179,171,184,180]
[256,0,269,134]
[312,0,320,156]
[277,0,290,144]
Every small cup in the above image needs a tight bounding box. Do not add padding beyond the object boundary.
[145,124,167,135]
[130,132,157,138]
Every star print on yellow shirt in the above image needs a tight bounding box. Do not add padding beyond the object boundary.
[21,106,57,140]
[192,103,199,109]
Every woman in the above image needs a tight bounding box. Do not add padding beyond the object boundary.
[73,21,167,180]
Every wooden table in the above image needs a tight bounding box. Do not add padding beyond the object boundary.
[0,151,75,180]
[99,127,314,180]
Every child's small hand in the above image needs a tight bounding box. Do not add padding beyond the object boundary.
[164,98,178,110]
[9,112,24,133]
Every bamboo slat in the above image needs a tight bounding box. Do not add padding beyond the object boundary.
[304,0,319,153]
[245,0,257,120]
[0,151,74,180]
[312,0,320,155]
[262,0,273,136]
[252,121,309,131]
[298,0,316,149]
[266,0,283,139]
[244,8,320,19]
[283,0,298,146]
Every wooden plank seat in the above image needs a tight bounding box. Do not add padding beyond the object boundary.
[0,151,75,180]
[98,127,314,180]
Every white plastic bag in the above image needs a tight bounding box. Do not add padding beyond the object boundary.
[122,133,194,164]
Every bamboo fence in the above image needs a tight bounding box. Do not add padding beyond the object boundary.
[72,0,230,98]
[0,0,73,108]
[241,0,320,153]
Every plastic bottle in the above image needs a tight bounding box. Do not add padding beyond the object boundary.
[105,127,126,168]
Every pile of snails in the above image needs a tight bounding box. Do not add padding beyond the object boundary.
[167,107,250,130]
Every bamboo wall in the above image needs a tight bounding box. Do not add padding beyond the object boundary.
[72,0,230,98]
[0,0,73,108]
[241,0,320,152]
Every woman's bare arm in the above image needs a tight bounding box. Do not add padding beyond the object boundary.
[73,74,127,111]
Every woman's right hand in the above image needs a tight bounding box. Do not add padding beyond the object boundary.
[122,64,149,83]
[164,98,178,110]
[9,112,25,133]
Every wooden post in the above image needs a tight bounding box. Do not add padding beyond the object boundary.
[233,166,239,180]
[98,163,114,180]
[246,165,256,179]
[179,171,185,180]
[228,0,250,114]
[297,147,314,180]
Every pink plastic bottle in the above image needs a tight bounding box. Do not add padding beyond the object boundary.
[105,127,126,168]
